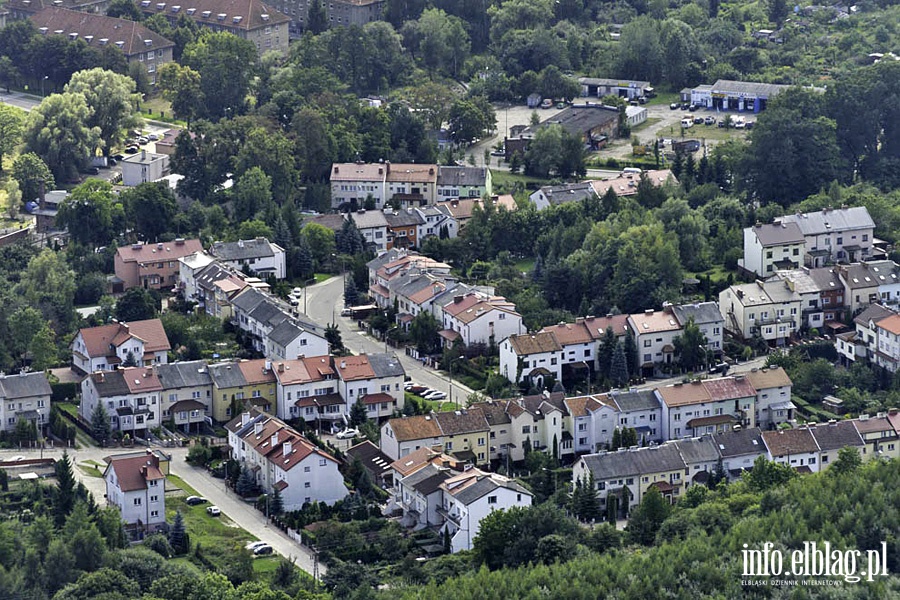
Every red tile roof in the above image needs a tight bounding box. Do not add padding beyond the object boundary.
[361,392,394,405]
[541,321,593,346]
[237,359,277,385]
[123,367,163,394]
[78,319,171,358]
[29,7,175,56]
[273,355,332,385]
[387,414,442,442]
[335,355,376,381]
[116,239,203,264]
[106,453,165,492]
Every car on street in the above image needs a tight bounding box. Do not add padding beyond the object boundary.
[335,428,360,440]
[147,133,160,141]
[692,116,704,124]
[540,98,553,109]
[490,148,505,156]
[253,544,274,556]
[680,103,690,110]
[423,391,446,400]
[245,541,268,551]
[406,385,428,395]
[81,167,101,175]
[124,146,139,154]
[708,363,730,376]
[206,506,221,516]
[340,308,352,317]
[185,496,207,506]
[138,136,149,144]
[704,116,716,125]
[689,104,699,112]
[670,103,679,110]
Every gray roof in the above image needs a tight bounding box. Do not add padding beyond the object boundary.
[524,104,619,138]
[669,302,724,327]
[767,269,821,295]
[0,372,52,399]
[210,238,278,261]
[533,182,596,206]
[349,210,388,230]
[90,370,131,398]
[780,206,875,236]
[195,262,237,292]
[208,362,248,389]
[710,79,789,98]
[366,248,406,272]
[231,287,268,313]
[249,299,290,329]
[841,261,900,290]
[384,209,424,228]
[267,319,324,348]
[368,353,405,379]
[437,166,488,187]
[609,389,660,412]
[749,222,805,246]
[854,303,896,327]
[807,267,843,293]
[155,361,213,390]
[672,437,720,465]
[581,444,686,480]
[403,463,451,496]
[730,280,799,307]
[711,427,765,458]
[808,422,864,450]
[579,77,650,87]
[448,475,531,505]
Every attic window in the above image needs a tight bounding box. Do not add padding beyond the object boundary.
[156,2,165,9]
[115,41,125,48]
[99,38,108,45]
[186,7,195,14]
[201,10,210,17]
[134,379,141,385]
[54,29,64,34]
[217,12,226,20]
[140,0,150,5]
[84,35,93,42]
[233,15,243,23]
[752,440,758,445]
[69,32,78,40]
[171,4,180,12]
[144,39,153,46]
[642,323,649,329]
[261,13,270,20]
[39,27,48,34]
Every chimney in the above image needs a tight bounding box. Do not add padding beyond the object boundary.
[241,412,251,427]
[454,295,463,304]
[141,149,146,161]
[278,363,285,373]
[264,360,272,372]
[270,431,279,446]
[254,421,264,435]
[644,309,654,315]
[340,360,347,369]
[283,440,292,456]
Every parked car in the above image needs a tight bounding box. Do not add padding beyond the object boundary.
[407,385,428,394]
[708,363,730,376]
[689,104,699,112]
[112,153,125,161]
[336,428,360,440]
[147,133,160,141]
[81,167,101,175]
[206,506,221,516]
[245,541,268,551]
[745,121,755,129]
[540,98,553,109]
[340,308,352,317]
[185,496,207,506]
[680,103,690,110]
[124,146,139,154]
[692,116,704,124]
[717,120,727,128]
[138,136,149,144]
[423,391,447,401]
[704,116,716,125]
[253,545,274,556]
[108,158,117,166]
[670,103,679,110]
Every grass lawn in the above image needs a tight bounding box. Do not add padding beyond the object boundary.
[491,170,550,191]
[56,402,79,418]
[644,91,680,107]
[514,258,534,275]
[141,96,186,127]
[631,117,662,133]
[167,495,255,551]
[660,123,750,143]
[77,463,103,478]
[312,273,333,284]
[166,473,201,497]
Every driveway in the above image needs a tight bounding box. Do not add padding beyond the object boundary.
[303,276,475,404]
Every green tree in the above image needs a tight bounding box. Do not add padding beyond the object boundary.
[55,451,77,526]
[627,486,670,545]
[156,62,202,125]
[343,277,360,307]
[236,219,273,242]
[307,0,327,34]
[181,32,257,120]
[53,567,139,600]
[7,306,45,367]
[56,179,124,247]
[830,446,863,474]
[673,317,708,372]
[65,68,141,157]
[236,466,257,497]
[91,401,111,445]
[302,222,336,268]
[121,182,178,241]
[447,96,496,144]
[11,152,54,202]
[349,399,368,428]
[168,511,189,554]
[0,55,21,94]
[410,311,440,355]
[0,104,24,171]
[24,92,100,182]
[609,340,629,387]
[325,323,344,354]
[232,167,272,224]
[106,0,144,20]
[270,487,284,516]
[745,455,797,491]
[524,124,585,178]
[114,287,160,322]
[402,8,470,77]
[17,248,77,331]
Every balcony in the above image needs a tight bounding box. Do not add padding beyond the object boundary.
[436,505,461,525]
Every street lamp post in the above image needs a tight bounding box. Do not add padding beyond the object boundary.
[41,75,48,98]
[449,356,464,409]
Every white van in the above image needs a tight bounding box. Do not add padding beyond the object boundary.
[622,167,643,175]
[681,118,693,128]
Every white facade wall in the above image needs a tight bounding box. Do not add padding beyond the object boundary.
[380,421,443,461]
[445,486,532,553]
[443,310,523,347]
[105,472,165,528]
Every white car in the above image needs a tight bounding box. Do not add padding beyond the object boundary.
[335,428,360,440]
[245,541,268,551]
[423,391,446,401]
[206,506,221,516]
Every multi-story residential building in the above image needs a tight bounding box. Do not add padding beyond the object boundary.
[177,251,217,302]
[416,205,458,243]
[807,267,846,323]
[836,303,895,366]
[808,421,865,469]
[121,151,169,186]
[208,361,249,423]
[537,321,596,380]
[436,166,492,202]
[136,0,290,56]
[760,427,821,473]
[210,238,286,280]
[192,262,252,319]
[503,392,566,461]
[656,376,756,440]
[6,0,110,20]
[0,372,51,435]
[432,408,493,466]
[768,267,845,331]
[348,209,390,253]
[334,354,405,421]
[853,414,900,460]
[227,410,346,510]
[741,221,806,277]
[439,469,531,553]
[80,367,161,438]
[265,0,384,35]
[330,163,387,210]
[155,361,212,433]
[874,314,900,373]
[440,195,517,231]
[712,427,766,479]
[386,163,438,208]
[29,8,174,84]
[71,319,171,375]
[396,462,454,529]
[383,207,424,250]
[265,316,326,362]
[440,292,523,348]
[668,302,725,356]
[273,356,338,424]
[499,331,562,388]
[380,414,445,461]
[104,452,166,534]
[627,309,683,375]
[231,288,327,356]
[564,395,602,455]
[672,436,720,487]
[603,388,663,447]
[719,279,801,346]
[778,206,875,267]
[745,366,794,430]
[236,359,277,415]
[529,182,595,211]
[573,444,688,512]
[113,239,203,292]
[836,260,900,313]
[391,273,452,325]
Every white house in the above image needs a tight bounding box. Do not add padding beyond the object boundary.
[210,238,286,280]
[273,356,339,424]
[499,331,562,387]
[671,437,720,487]
[668,302,725,356]
[155,361,213,434]
[334,354,405,421]
[0,372,52,435]
[380,415,445,461]
[655,376,756,441]
[226,410,346,509]
[349,210,390,253]
[779,206,875,267]
[761,427,821,473]
[836,261,900,313]
[440,292,523,348]
[712,427,767,479]
[265,318,328,362]
[177,251,217,302]
[80,367,162,438]
[874,314,900,373]
[719,280,801,345]
[395,462,453,529]
[627,309,683,375]
[440,469,532,553]
[741,221,805,277]
[71,319,171,375]
[121,150,169,186]
[330,162,388,210]
[745,366,794,430]
[104,452,167,533]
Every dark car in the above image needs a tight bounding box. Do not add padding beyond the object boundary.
[124,146,139,154]
[112,153,125,161]
[708,363,730,376]
[680,103,690,110]
[693,116,704,124]
[81,167,100,176]
[670,103,679,110]
[185,496,207,506]
[253,545,274,556]
[688,104,699,112]
[745,121,755,129]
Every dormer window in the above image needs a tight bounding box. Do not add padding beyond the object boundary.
[115,41,125,48]
[232,15,242,23]
[155,2,165,10]
[84,35,93,42]
[39,27,48,34]
[171,5,180,12]
[54,29,64,34]
[216,12,226,20]
[261,13,269,21]
[186,7,195,14]
[144,39,153,46]
[201,10,210,17]
[69,32,78,40]
[140,0,150,6]
[99,38,108,45]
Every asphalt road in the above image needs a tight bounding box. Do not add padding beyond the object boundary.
[0,444,322,576]
[302,275,475,405]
